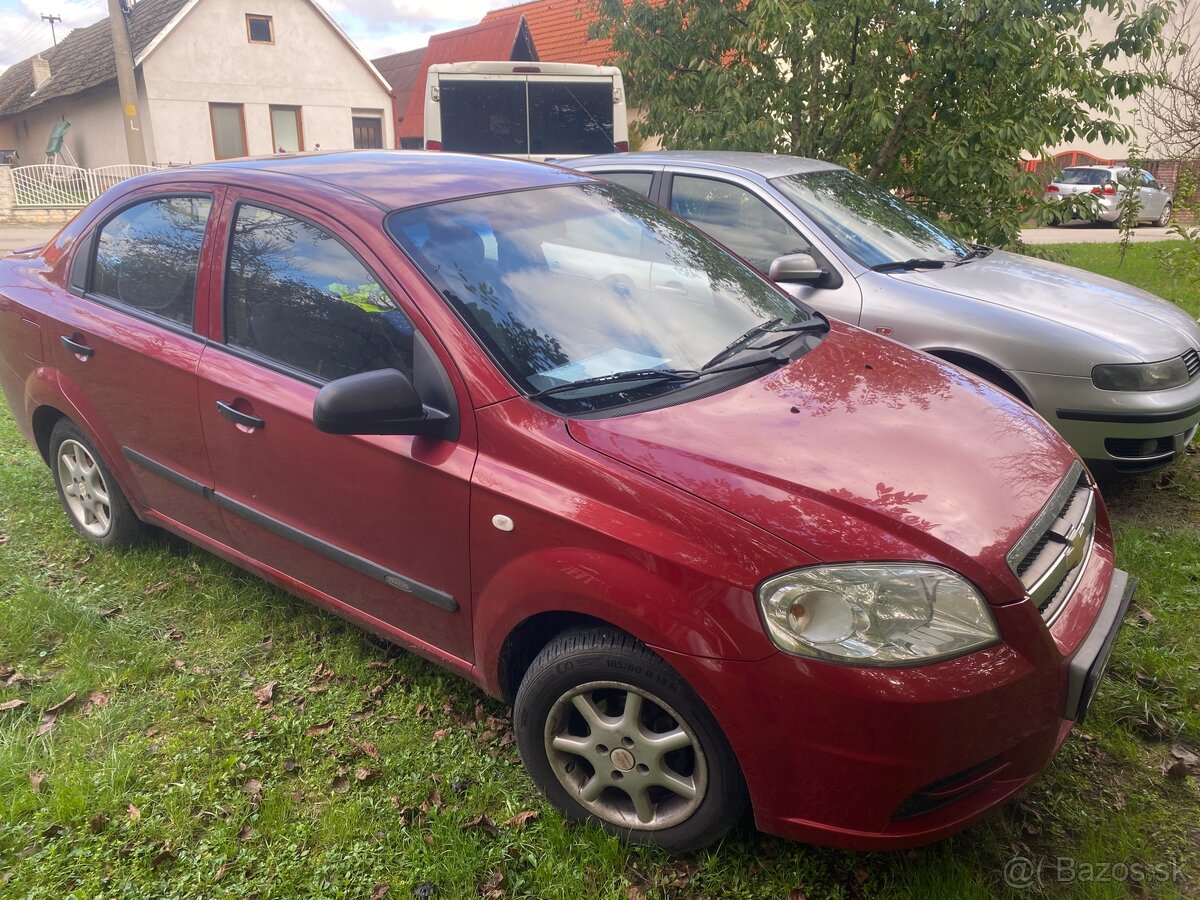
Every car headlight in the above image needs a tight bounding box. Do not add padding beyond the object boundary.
[1092,357,1191,391]
[757,564,999,665]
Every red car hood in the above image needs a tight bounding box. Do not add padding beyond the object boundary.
[567,324,1077,602]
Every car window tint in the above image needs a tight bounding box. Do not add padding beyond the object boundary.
[598,171,654,197]
[223,204,414,382]
[1058,168,1108,186]
[670,176,810,273]
[92,196,212,327]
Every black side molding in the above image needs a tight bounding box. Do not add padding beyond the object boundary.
[123,446,457,613]
[1056,403,1200,425]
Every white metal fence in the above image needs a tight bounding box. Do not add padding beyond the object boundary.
[11,164,162,207]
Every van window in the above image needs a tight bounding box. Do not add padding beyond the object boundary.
[529,82,615,155]
[440,81,528,155]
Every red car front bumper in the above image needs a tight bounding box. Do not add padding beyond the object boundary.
[656,558,1133,850]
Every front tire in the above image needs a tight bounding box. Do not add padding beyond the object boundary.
[514,628,747,852]
[49,419,147,548]
[1156,202,1172,227]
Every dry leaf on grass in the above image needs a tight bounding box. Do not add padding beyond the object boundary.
[460,814,498,837]
[0,699,27,712]
[28,772,45,793]
[332,775,350,793]
[82,692,109,715]
[253,681,277,707]
[127,804,141,822]
[369,883,391,900]
[305,719,334,737]
[349,738,379,759]
[503,810,539,831]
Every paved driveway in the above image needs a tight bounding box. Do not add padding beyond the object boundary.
[1021,221,1183,245]
[0,225,63,257]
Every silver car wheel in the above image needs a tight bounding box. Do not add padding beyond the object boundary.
[57,438,112,537]
[1157,202,1172,227]
[544,680,708,830]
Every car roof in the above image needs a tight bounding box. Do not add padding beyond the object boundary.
[1059,165,1124,172]
[567,150,845,179]
[153,150,592,211]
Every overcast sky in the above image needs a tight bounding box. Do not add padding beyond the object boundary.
[0,0,517,72]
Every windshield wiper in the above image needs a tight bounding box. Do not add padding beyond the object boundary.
[528,368,700,400]
[870,258,952,272]
[702,317,823,370]
[955,244,993,264]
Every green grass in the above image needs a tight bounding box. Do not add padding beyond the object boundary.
[2,244,1199,897]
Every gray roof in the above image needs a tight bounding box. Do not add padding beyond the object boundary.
[568,150,844,178]
[0,0,189,118]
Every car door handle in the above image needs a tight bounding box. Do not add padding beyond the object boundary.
[656,283,689,296]
[60,335,94,358]
[216,400,265,430]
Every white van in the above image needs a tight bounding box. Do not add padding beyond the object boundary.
[423,62,628,161]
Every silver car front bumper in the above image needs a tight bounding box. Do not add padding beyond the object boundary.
[1012,369,1200,472]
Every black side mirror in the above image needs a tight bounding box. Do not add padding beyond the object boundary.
[769,252,827,286]
[313,368,450,437]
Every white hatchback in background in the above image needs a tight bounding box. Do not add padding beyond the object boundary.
[1045,166,1173,227]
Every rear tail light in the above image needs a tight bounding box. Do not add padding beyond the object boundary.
[425,140,442,151]
[1093,183,1116,195]
[512,66,541,73]
[614,141,629,152]
[1044,184,1059,192]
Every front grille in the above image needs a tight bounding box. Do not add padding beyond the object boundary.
[1006,461,1095,621]
[1184,348,1200,380]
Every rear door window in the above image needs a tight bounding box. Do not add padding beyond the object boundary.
[439,81,528,155]
[91,196,212,327]
[528,81,614,155]
[223,204,415,382]
[596,171,654,197]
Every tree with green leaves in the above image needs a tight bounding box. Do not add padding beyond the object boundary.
[595,0,1173,245]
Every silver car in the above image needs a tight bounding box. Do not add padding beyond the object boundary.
[1045,165,1173,227]
[565,151,1200,475]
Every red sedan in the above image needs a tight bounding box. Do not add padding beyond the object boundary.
[0,151,1132,851]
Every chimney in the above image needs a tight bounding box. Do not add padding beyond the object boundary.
[31,56,52,90]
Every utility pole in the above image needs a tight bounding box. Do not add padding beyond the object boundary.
[41,13,61,45]
[106,0,147,164]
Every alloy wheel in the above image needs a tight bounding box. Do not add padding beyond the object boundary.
[57,438,112,537]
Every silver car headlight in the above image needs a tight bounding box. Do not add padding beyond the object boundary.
[1092,357,1191,391]
[757,564,999,665]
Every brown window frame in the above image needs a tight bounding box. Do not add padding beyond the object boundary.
[246,14,274,44]
[269,105,304,153]
[209,103,248,160]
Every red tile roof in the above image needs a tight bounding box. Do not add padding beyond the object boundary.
[380,14,537,140]
[483,0,616,65]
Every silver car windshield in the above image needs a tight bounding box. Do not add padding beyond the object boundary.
[387,182,817,412]
[771,170,969,268]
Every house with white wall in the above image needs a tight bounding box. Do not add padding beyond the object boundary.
[0,0,393,167]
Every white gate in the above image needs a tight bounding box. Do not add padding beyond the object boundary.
[11,164,162,207]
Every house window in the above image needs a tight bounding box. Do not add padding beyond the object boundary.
[210,103,247,159]
[270,106,303,153]
[246,14,273,43]
[352,113,383,149]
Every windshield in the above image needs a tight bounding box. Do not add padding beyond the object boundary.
[387,182,816,412]
[771,169,969,268]
[1057,168,1112,186]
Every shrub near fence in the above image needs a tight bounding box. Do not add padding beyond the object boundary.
[10,164,161,207]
